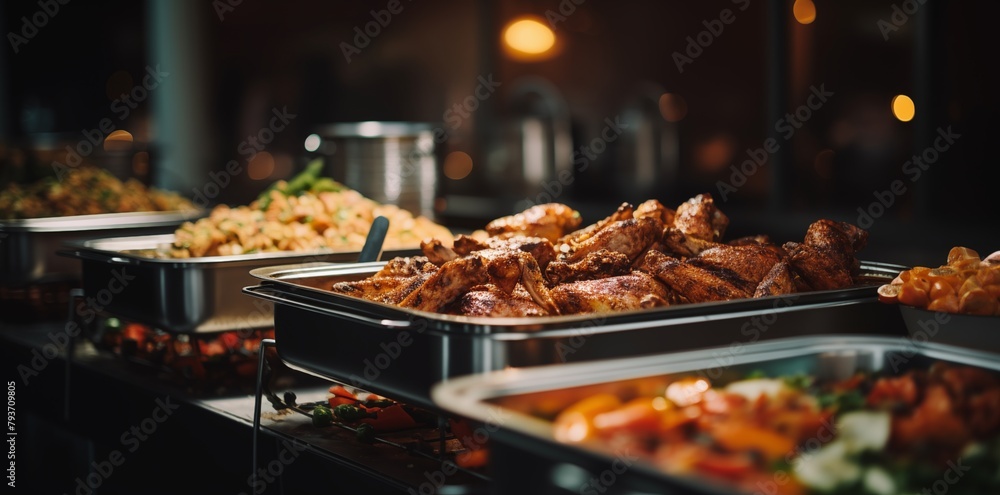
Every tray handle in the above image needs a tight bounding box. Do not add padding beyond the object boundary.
[242,284,413,329]
[55,249,138,265]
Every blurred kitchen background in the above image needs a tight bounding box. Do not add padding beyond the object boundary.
[1,0,997,266]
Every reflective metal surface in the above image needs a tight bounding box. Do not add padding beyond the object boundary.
[59,234,417,333]
[431,335,1000,495]
[243,260,909,410]
[0,210,203,285]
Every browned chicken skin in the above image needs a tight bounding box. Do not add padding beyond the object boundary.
[486,203,582,243]
[783,219,869,291]
[443,285,547,317]
[545,249,632,285]
[332,194,871,317]
[550,272,669,314]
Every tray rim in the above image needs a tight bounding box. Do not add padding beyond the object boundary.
[429,334,1000,478]
[244,260,911,334]
[0,209,204,233]
[59,233,421,267]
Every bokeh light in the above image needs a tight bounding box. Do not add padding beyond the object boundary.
[502,17,557,60]
[443,151,474,180]
[793,0,816,24]
[892,94,916,122]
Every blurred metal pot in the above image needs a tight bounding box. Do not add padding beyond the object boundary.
[307,122,440,219]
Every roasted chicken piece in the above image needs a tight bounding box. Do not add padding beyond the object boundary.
[486,203,582,243]
[443,284,547,317]
[557,202,635,249]
[639,250,755,303]
[639,243,787,303]
[783,219,869,291]
[545,249,632,285]
[550,272,669,314]
[559,216,663,264]
[753,261,798,298]
[331,256,439,305]
[453,235,557,270]
[398,249,559,314]
[672,193,729,242]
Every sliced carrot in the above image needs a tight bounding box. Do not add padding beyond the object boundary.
[329,384,358,400]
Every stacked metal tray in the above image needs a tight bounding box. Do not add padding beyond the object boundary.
[0,210,202,321]
[0,210,202,285]
[59,234,418,333]
[243,260,909,410]
[430,335,1000,495]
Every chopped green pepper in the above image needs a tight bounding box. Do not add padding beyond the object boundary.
[312,405,334,427]
[356,423,375,444]
[333,404,376,422]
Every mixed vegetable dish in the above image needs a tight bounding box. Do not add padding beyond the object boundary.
[536,361,1000,495]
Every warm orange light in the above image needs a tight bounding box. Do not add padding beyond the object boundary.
[892,94,915,122]
[443,151,474,180]
[658,93,688,122]
[793,0,816,24]
[248,151,275,180]
[502,17,556,59]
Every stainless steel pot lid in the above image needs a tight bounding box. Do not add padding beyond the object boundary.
[312,121,436,138]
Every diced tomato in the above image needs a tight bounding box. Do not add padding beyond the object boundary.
[359,404,418,432]
[329,384,358,400]
[693,452,755,479]
[455,448,489,469]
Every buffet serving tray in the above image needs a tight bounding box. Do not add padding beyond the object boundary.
[242,260,908,410]
[58,234,418,334]
[0,210,202,285]
[430,335,1000,495]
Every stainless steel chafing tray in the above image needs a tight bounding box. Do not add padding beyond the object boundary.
[0,210,202,285]
[58,234,417,334]
[243,260,909,410]
[430,335,1000,495]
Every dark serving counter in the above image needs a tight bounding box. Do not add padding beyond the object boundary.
[0,321,487,495]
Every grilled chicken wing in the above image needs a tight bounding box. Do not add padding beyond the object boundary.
[551,272,669,314]
[453,235,557,270]
[639,250,755,303]
[545,249,632,285]
[486,203,582,243]
[557,202,634,249]
[672,193,729,242]
[331,258,437,305]
[399,249,559,314]
[559,216,663,264]
[444,284,547,317]
[783,219,869,290]
[753,261,798,297]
